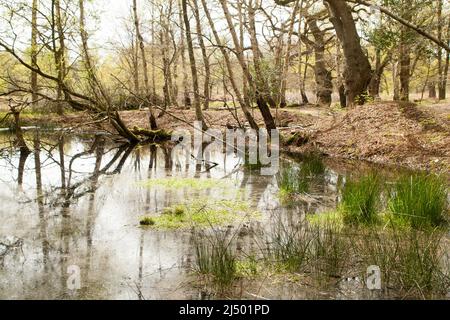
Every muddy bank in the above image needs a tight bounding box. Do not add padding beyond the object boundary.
[284,102,450,173]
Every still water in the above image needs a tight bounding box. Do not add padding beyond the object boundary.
[0,131,423,300]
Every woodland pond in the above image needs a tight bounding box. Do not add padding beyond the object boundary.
[0,130,449,300]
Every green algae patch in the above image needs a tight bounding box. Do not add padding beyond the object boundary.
[139,177,234,190]
[140,199,260,230]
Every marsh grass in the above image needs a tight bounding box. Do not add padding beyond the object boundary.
[388,173,448,229]
[262,216,450,298]
[235,255,261,278]
[193,231,237,290]
[341,172,383,225]
[309,224,351,281]
[266,221,312,273]
[356,226,450,298]
[301,153,326,176]
[278,165,307,194]
[265,219,349,282]
[307,211,344,229]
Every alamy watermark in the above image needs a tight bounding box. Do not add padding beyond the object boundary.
[171,121,280,175]
[367,265,382,290]
[67,265,81,291]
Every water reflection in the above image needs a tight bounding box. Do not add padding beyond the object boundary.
[0,131,360,299]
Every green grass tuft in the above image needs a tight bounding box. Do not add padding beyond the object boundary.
[340,172,383,225]
[193,232,237,290]
[388,173,448,229]
[139,216,156,226]
[357,227,450,297]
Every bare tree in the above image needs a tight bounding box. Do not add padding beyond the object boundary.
[30,0,39,108]
[181,0,207,130]
[133,0,158,129]
[192,0,211,111]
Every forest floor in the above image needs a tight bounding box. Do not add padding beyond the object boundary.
[284,101,450,173]
[1,100,449,172]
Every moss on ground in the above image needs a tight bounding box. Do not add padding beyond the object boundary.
[140,199,260,230]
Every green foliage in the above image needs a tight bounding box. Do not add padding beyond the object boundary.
[278,165,308,194]
[263,216,449,297]
[235,255,261,278]
[355,91,375,104]
[139,199,259,230]
[341,172,383,225]
[162,204,185,216]
[139,217,155,226]
[309,224,350,280]
[357,227,450,297]
[307,211,344,229]
[265,220,350,282]
[193,232,237,289]
[366,28,399,51]
[388,173,448,229]
[267,222,311,273]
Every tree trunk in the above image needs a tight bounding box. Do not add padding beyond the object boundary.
[181,0,207,130]
[428,82,437,99]
[279,0,300,108]
[437,0,444,100]
[305,16,332,107]
[392,60,400,101]
[298,7,309,105]
[201,0,258,130]
[31,0,38,109]
[324,0,372,107]
[132,35,140,95]
[237,1,249,107]
[437,2,449,100]
[54,0,66,115]
[177,0,191,109]
[246,1,278,112]
[150,5,157,100]
[335,27,345,107]
[192,0,211,111]
[161,29,171,110]
[441,50,450,100]
[369,50,390,99]
[399,30,411,102]
[221,0,275,130]
[133,0,158,130]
